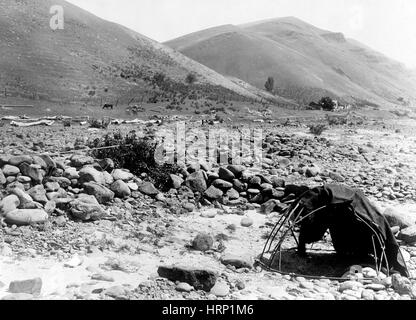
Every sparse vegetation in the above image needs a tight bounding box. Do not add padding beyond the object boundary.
[319,97,336,111]
[88,117,111,129]
[309,124,327,136]
[88,131,181,191]
[185,73,197,85]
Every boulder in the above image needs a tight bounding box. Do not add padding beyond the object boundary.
[383,207,416,229]
[204,186,223,200]
[8,155,33,167]
[138,182,159,196]
[305,166,321,178]
[227,165,245,178]
[70,155,95,167]
[185,171,207,193]
[27,185,48,204]
[392,274,414,295]
[261,199,279,215]
[0,154,11,167]
[398,225,416,244]
[2,164,20,176]
[0,169,6,185]
[157,266,217,292]
[48,177,72,189]
[103,171,114,185]
[329,172,345,182]
[218,167,235,182]
[212,179,233,189]
[83,182,114,204]
[233,179,246,192]
[5,209,48,226]
[248,176,262,188]
[19,163,44,184]
[270,176,285,188]
[170,174,184,189]
[32,156,47,170]
[111,169,133,182]
[110,180,131,198]
[70,200,106,221]
[0,195,20,216]
[64,167,79,180]
[226,188,240,200]
[78,166,105,185]
[11,188,34,208]
[98,158,115,172]
[39,154,56,170]
[44,181,60,192]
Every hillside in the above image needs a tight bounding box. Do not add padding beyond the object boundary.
[166,17,416,107]
[0,0,279,107]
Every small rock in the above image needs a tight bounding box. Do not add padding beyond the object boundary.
[64,254,84,268]
[221,254,253,269]
[399,226,416,244]
[91,273,115,282]
[176,282,194,293]
[192,233,214,252]
[9,278,42,296]
[241,217,253,227]
[157,266,217,291]
[210,282,230,297]
[338,281,363,293]
[5,209,48,226]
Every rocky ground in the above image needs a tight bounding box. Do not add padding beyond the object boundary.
[1,118,416,300]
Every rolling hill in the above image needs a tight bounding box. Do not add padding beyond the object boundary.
[0,0,281,107]
[166,17,416,107]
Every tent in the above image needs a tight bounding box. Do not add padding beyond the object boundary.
[260,184,409,278]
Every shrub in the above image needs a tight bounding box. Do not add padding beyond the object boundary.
[319,97,335,111]
[152,72,166,87]
[88,131,180,191]
[186,73,197,85]
[89,118,111,129]
[309,124,327,136]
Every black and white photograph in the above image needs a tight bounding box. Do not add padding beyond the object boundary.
[1,0,416,308]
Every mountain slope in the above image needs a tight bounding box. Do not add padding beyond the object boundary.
[0,0,276,105]
[166,17,416,107]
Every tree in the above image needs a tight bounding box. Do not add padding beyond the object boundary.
[186,73,197,85]
[319,97,335,111]
[265,77,274,93]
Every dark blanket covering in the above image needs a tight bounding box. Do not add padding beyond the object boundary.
[293,184,409,277]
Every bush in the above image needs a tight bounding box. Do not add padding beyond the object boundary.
[319,97,335,111]
[88,131,180,191]
[89,118,111,129]
[186,73,197,85]
[152,72,166,87]
[309,124,327,136]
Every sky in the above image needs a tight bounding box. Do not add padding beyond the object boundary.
[66,0,416,68]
